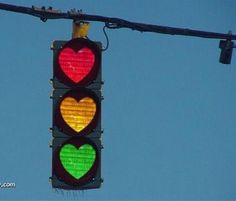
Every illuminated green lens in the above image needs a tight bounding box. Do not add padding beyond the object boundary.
[60,143,96,179]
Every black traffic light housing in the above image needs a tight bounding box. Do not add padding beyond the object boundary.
[219,39,234,64]
[50,38,103,190]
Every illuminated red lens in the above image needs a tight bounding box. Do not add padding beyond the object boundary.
[59,47,95,83]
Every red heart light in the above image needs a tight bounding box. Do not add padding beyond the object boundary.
[59,47,95,83]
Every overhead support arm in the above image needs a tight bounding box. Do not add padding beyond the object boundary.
[0,2,235,40]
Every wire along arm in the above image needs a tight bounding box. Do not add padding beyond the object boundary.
[0,2,235,40]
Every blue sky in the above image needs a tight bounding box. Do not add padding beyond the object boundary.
[0,0,236,200]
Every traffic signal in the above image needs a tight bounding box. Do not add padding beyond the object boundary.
[50,37,103,190]
[219,39,234,64]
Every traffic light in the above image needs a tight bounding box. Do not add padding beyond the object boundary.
[219,39,234,64]
[50,37,103,190]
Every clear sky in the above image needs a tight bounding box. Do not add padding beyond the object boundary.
[0,0,236,200]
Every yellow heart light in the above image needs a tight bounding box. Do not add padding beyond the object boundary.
[60,96,96,133]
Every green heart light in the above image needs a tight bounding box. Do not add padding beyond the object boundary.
[59,143,96,180]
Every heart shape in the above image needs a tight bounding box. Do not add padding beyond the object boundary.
[60,96,96,133]
[60,144,96,179]
[59,47,95,83]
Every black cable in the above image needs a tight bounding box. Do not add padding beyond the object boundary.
[0,2,235,40]
[102,23,109,51]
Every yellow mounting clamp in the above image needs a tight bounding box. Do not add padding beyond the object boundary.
[72,20,90,39]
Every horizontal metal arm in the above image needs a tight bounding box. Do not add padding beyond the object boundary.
[0,2,235,40]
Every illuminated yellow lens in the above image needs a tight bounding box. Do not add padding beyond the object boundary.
[60,96,96,133]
